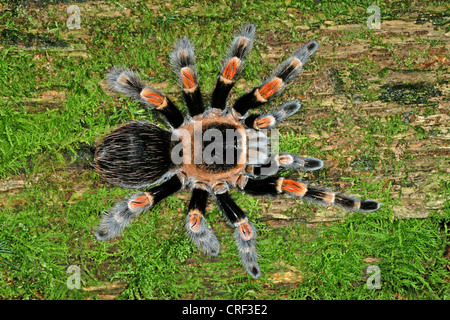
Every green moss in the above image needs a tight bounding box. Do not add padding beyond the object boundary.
[379,82,442,106]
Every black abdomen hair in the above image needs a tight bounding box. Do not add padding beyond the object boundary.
[95,121,173,188]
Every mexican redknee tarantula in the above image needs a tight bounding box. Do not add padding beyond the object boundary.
[94,24,380,278]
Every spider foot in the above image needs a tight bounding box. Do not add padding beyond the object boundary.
[289,155,323,171]
[95,192,153,241]
[185,211,220,257]
[234,220,260,279]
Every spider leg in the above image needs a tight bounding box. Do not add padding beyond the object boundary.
[244,101,301,130]
[95,175,183,241]
[211,23,256,110]
[240,176,380,212]
[215,191,260,279]
[248,153,324,177]
[106,67,184,128]
[170,37,204,117]
[232,40,319,116]
[186,188,220,257]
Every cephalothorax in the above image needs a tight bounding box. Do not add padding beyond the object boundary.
[94,24,380,278]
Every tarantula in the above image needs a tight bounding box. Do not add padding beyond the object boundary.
[94,24,380,278]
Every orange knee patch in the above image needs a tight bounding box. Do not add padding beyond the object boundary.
[281,179,307,197]
[181,67,196,89]
[222,57,240,81]
[238,220,252,241]
[188,210,202,232]
[141,88,165,108]
[255,116,274,129]
[259,77,283,99]
[278,154,293,165]
[129,193,152,211]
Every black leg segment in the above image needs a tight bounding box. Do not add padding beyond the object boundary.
[211,24,256,110]
[106,67,185,128]
[215,192,247,224]
[214,191,260,279]
[96,175,183,241]
[232,40,319,116]
[145,175,183,205]
[170,37,205,116]
[186,188,220,256]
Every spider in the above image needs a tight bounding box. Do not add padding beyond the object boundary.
[94,24,380,278]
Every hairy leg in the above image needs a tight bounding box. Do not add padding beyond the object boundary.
[186,188,220,256]
[240,176,380,212]
[96,175,183,240]
[215,191,260,278]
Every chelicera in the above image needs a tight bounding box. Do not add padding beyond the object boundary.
[94,24,380,278]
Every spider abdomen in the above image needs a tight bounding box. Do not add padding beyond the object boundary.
[95,121,175,189]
